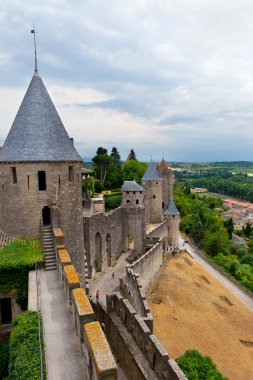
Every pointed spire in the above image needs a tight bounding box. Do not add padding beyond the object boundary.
[31,25,39,75]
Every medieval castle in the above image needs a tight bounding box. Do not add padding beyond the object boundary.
[0,61,185,379]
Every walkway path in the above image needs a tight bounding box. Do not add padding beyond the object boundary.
[89,252,128,306]
[178,236,253,312]
[40,270,86,380]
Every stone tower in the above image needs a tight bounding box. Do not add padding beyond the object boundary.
[121,181,145,208]
[163,199,180,246]
[157,159,174,210]
[0,67,85,281]
[121,181,145,261]
[142,164,163,224]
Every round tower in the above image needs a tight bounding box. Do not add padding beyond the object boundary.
[0,67,85,279]
[157,159,174,209]
[141,164,163,224]
[163,199,180,247]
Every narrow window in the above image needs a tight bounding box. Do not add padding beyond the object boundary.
[38,171,46,191]
[11,167,17,184]
[136,199,139,205]
[69,166,74,182]
[58,175,61,186]
[133,191,136,194]
[140,191,142,194]
[126,200,130,203]
[126,191,129,194]
[162,201,164,209]
[153,195,156,199]
[27,175,29,190]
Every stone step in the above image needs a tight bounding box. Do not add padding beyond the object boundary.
[45,265,57,271]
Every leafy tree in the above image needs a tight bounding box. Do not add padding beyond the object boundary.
[176,349,228,380]
[242,222,253,238]
[96,147,107,155]
[202,228,229,257]
[92,148,113,185]
[240,254,253,266]
[123,160,148,184]
[191,214,204,243]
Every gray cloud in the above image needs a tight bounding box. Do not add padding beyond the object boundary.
[1,1,253,161]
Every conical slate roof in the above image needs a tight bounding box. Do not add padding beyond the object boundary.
[0,73,82,162]
[158,158,169,171]
[163,198,180,216]
[142,164,162,181]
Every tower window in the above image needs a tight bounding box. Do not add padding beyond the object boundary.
[58,175,61,186]
[153,195,156,199]
[11,167,17,184]
[136,199,139,205]
[27,175,30,190]
[38,171,46,191]
[126,200,130,203]
[133,191,136,194]
[69,166,74,182]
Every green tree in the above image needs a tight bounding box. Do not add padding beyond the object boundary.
[224,218,234,239]
[202,228,229,257]
[92,147,113,185]
[110,147,121,165]
[123,160,148,184]
[242,222,253,238]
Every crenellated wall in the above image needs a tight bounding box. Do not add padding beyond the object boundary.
[95,293,187,380]
[53,229,118,380]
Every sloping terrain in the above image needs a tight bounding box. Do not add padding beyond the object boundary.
[148,253,253,380]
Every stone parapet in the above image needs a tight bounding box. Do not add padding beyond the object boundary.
[72,288,94,341]
[83,321,117,380]
[106,293,187,380]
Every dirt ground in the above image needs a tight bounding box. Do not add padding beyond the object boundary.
[148,252,253,380]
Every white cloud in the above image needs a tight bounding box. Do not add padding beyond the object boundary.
[1,0,253,161]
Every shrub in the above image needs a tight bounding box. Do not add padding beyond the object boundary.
[0,340,9,379]
[176,349,228,380]
[8,311,46,380]
[105,194,122,210]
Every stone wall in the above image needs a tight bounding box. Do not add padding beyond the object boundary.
[121,239,164,323]
[95,293,187,380]
[83,207,144,277]
[0,161,85,285]
[54,240,118,380]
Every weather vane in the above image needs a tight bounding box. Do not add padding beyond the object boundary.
[31,25,38,73]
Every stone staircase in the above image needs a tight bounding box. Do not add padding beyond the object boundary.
[42,225,57,271]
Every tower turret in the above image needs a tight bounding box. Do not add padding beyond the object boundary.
[163,198,180,247]
[142,164,163,224]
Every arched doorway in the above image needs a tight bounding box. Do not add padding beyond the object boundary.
[95,232,102,272]
[42,206,51,225]
[127,235,134,250]
[106,234,111,267]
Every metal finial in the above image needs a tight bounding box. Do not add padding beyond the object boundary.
[31,25,38,74]
[150,154,153,163]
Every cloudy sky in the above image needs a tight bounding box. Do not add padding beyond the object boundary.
[1,1,253,162]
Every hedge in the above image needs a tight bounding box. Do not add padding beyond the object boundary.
[0,340,9,379]
[8,311,46,380]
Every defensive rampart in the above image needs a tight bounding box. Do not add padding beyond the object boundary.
[94,293,187,380]
[54,229,118,379]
